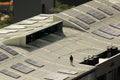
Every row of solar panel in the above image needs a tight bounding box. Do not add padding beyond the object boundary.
[69,8,108,29]
[0,59,44,79]
[68,4,120,30]
[92,23,120,39]
[0,57,78,79]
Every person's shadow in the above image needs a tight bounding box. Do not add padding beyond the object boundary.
[71,64,75,67]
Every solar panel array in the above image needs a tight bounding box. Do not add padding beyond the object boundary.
[76,14,96,24]
[55,0,120,40]
[99,26,120,36]
[92,30,114,40]
[0,69,21,79]
[69,19,90,30]
[0,0,120,80]
[0,52,9,61]
[11,63,35,74]
[109,23,120,29]
[0,45,18,55]
[87,9,106,20]
[97,7,113,16]
[112,4,120,11]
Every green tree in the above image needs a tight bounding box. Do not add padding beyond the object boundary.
[50,0,74,13]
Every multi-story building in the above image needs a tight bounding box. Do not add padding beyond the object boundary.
[0,0,120,80]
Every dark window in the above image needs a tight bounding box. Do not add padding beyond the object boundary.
[26,22,63,44]
[42,4,45,13]
[53,0,55,8]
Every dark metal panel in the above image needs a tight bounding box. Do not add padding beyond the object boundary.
[13,0,42,22]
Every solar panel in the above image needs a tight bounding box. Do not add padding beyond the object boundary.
[0,30,17,34]
[99,27,120,36]
[69,19,90,30]
[76,14,96,24]
[44,73,69,80]
[25,59,44,68]
[57,69,78,75]
[11,63,35,74]
[87,10,106,20]
[5,25,27,29]
[17,20,38,25]
[109,23,120,29]
[0,45,18,55]
[0,52,9,61]
[92,30,114,39]
[0,69,21,79]
[97,7,113,16]
[29,16,48,21]
[112,4,120,11]
[8,50,18,55]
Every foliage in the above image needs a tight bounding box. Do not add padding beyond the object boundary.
[0,17,13,28]
[56,0,74,10]
[50,0,74,13]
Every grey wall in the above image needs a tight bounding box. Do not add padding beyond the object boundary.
[96,53,120,80]
[13,0,42,22]
[13,0,55,22]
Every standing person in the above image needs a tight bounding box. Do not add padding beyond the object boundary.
[70,55,73,66]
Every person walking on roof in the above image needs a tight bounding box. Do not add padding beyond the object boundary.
[70,55,74,66]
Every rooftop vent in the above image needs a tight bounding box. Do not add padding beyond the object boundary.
[98,46,120,58]
[3,21,63,46]
[26,21,63,44]
[80,46,120,66]
[80,55,99,66]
